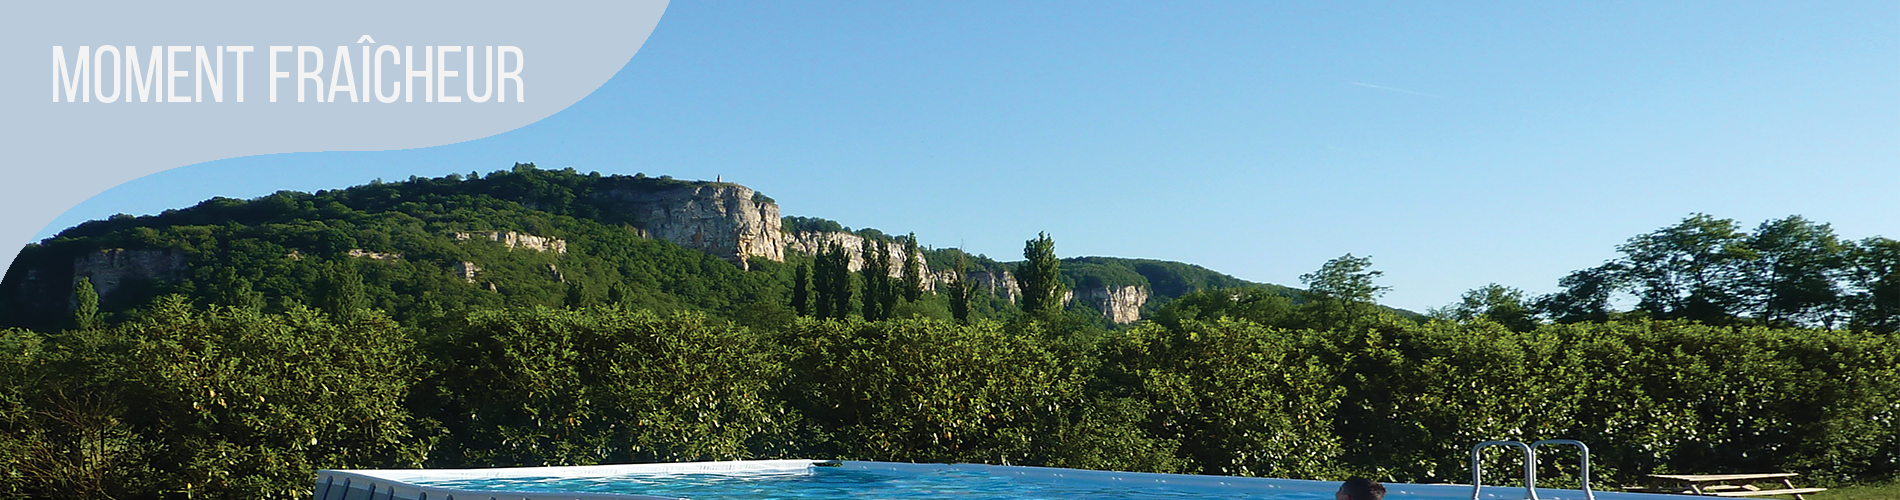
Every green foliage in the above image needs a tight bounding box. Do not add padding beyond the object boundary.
[1432,284,1536,332]
[424,307,792,467]
[9,171,1900,497]
[1,297,426,500]
[1618,214,1756,322]
[1538,214,1900,329]
[860,240,894,321]
[791,262,813,317]
[1151,288,1295,330]
[1017,233,1065,318]
[72,277,99,331]
[2,289,1896,497]
[781,216,847,234]
[1300,254,1389,331]
[1746,216,1847,326]
[1104,320,1343,477]
[901,234,924,302]
[813,242,855,320]
[946,253,975,323]
[1,166,790,332]
[776,316,1173,469]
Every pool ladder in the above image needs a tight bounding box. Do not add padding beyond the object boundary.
[1469,440,1594,500]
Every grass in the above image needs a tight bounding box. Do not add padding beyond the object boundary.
[1809,482,1900,500]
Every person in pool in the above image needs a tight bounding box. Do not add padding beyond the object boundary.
[1336,477,1386,500]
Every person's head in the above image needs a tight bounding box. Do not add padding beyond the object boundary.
[1336,477,1385,500]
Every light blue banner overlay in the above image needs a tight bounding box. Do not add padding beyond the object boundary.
[0,0,668,270]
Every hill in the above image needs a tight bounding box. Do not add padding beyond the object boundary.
[1,164,1327,330]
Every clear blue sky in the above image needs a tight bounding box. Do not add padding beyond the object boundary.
[38,1,1900,312]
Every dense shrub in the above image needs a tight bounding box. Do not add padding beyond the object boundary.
[422,306,793,467]
[2,301,1895,498]
[0,297,425,499]
[1104,319,1343,477]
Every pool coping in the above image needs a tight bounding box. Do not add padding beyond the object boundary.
[315,459,1690,500]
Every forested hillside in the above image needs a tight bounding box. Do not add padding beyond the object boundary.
[0,165,1294,332]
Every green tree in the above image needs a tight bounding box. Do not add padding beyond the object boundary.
[878,241,899,318]
[1617,214,1755,322]
[607,282,636,309]
[1847,237,1900,333]
[72,278,100,331]
[1017,233,1065,318]
[792,262,814,317]
[211,269,266,312]
[1745,216,1847,327]
[1298,254,1387,331]
[563,282,591,309]
[1436,284,1536,332]
[817,242,854,320]
[1536,264,1625,324]
[315,261,369,321]
[1152,288,1294,330]
[947,253,974,323]
[901,233,924,302]
[427,307,788,466]
[860,240,887,321]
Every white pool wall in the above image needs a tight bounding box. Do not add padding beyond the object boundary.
[316,459,1690,500]
[314,459,816,500]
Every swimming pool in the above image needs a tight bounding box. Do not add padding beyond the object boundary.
[314,460,1685,500]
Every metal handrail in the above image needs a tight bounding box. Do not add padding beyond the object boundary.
[1471,440,1537,500]
[1531,440,1594,500]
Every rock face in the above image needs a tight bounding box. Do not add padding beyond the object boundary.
[1073,285,1150,324]
[451,231,567,254]
[453,261,481,283]
[347,249,402,260]
[782,231,928,284]
[591,183,931,281]
[590,184,781,269]
[604,180,1167,321]
[950,268,1149,323]
[73,249,186,303]
[965,269,1022,304]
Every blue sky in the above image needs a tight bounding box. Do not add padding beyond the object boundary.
[38,1,1900,312]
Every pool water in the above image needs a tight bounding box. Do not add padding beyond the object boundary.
[405,467,1333,500]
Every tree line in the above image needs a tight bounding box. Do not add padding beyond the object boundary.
[1443,214,1900,333]
[5,287,1894,499]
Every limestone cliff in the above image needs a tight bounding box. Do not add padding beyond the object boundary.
[1072,285,1151,324]
[73,249,187,304]
[950,268,1149,323]
[782,231,929,285]
[451,231,567,254]
[964,269,1021,304]
[589,183,783,269]
[591,182,932,280]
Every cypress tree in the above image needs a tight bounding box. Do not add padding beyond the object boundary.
[1017,232,1065,318]
[564,282,590,309]
[608,282,635,309]
[878,240,899,317]
[73,276,100,330]
[792,261,814,316]
[948,252,974,323]
[814,245,835,319]
[318,261,370,321]
[215,268,266,312]
[861,240,885,320]
[830,242,854,319]
[901,233,924,301]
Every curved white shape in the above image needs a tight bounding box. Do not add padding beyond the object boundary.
[0,0,669,270]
